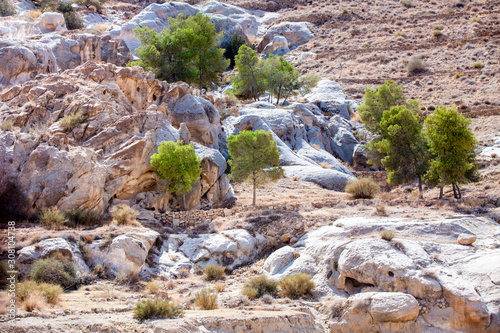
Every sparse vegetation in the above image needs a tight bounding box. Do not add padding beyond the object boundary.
[454,73,464,79]
[374,204,388,216]
[407,56,426,74]
[243,275,278,300]
[39,207,66,230]
[203,264,225,281]
[394,31,406,37]
[110,204,139,226]
[345,178,380,199]
[433,30,442,37]
[279,273,315,299]
[30,258,77,289]
[17,281,63,306]
[146,281,161,294]
[0,0,16,16]
[65,208,102,228]
[0,121,14,131]
[75,0,106,10]
[214,282,226,292]
[59,113,87,132]
[194,288,218,310]
[133,298,184,320]
[471,61,484,69]
[401,1,413,8]
[380,230,396,241]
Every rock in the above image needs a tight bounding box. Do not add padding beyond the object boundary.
[283,165,354,191]
[0,62,232,214]
[103,230,160,278]
[262,35,290,55]
[0,46,38,86]
[263,245,296,275]
[458,233,476,245]
[369,292,420,322]
[257,22,314,52]
[37,12,67,33]
[281,233,292,243]
[306,80,351,120]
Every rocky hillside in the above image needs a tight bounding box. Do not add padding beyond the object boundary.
[1,0,500,332]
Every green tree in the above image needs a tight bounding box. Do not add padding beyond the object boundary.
[150,141,201,210]
[232,45,265,101]
[223,34,247,69]
[131,13,229,89]
[424,106,478,199]
[376,106,429,197]
[262,55,299,105]
[358,80,421,167]
[227,130,284,206]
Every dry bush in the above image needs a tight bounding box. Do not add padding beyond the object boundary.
[0,121,14,131]
[166,280,175,290]
[261,293,274,304]
[23,293,46,312]
[214,282,226,292]
[380,229,396,241]
[279,273,315,299]
[133,298,184,320]
[407,56,427,74]
[17,281,63,305]
[30,258,77,289]
[0,0,16,16]
[223,93,238,106]
[95,22,110,32]
[92,264,105,278]
[59,113,87,132]
[194,288,218,310]
[65,208,102,228]
[146,281,161,294]
[110,204,139,226]
[39,207,66,230]
[471,61,484,69]
[178,266,190,278]
[204,264,225,281]
[374,204,388,216]
[115,269,139,285]
[345,178,380,199]
[243,275,278,300]
[29,9,41,19]
[82,234,94,244]
[433,30,443,37]
[394,31,406,37]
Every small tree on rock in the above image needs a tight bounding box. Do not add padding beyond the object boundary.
[232,45,265,101]
[424,106,478,199]
[227,130,284,206]
[150,141,201,210]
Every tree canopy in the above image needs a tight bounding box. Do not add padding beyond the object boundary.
[227,130,284,205]
[424,106,478,199]
[150,141,201,210]
[131,13,230,89]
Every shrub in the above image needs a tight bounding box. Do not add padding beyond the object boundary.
[0,121,14,131]
[75,0,105,11]
[110,204,139,226]
[133,298,184,320]
[59,113,87,132]
[374,204,388,216]
[380,230,396,241]
[433,30,442,37]
[279,273,315,299]
[65,208,101,228]
[194,288,218,310]
[64,11,84,30]
[345,178,380,199]
[23,293,46,312]
[146,281,161,294]
[203,264,225,281]
[17,281,63,305]
[471,61,484,69]
[401,1,413,8]
[0,0,16,16]
[243,275,278,300]
[214,282,226,292]
[39,207,66,230]
[407,56,426,74]
[30,258,77,289]
[394,31,406,37]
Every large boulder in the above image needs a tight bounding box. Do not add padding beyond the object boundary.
[268,216,500,332]
[306,80,352,120]
[37,12,67,33]
[0,62,233,214]
[257,22,314,52]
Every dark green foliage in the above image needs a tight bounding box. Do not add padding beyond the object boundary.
[227,130,284,205]
[133,298,184,320]
[64,208,102,228]
[279,273,315,299]
[424,106,478,199]
[262,54,299,105]
[0,0,16,16]
[150,141,201,210]
[75,0,105,10]
[30,258,77,289]
[131,13,230,89]
[223,34,247,69]
[243,275,278,299]
[232,45,265,101]
[376,106,429,196]
[64,11,84,30]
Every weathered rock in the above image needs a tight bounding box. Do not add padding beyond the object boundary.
[262,35,290,55]
[37,12,67,33]
[305,80,352,120]
[257,21,314,52]
[263,245,296,275]
[458,233,476,245]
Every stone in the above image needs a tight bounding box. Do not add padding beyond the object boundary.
[37,12,67,33]
[458,233,476,245]
[263,245,295,275]
[257,21,314,52]
[281,233,292,243]
[368,292,420,322]
[305,80,351,120]
[262,35,290,55]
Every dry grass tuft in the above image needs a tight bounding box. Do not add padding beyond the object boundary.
[110,204,139,226]
[203,264,225,281]
[243,275,278,300]
[278,273,315,299]
[146,281,161,294]
[345,178,380,199]
[380,229,396,241]
[39,207,66,230]
[194,288,218,310]
[133,298,183,320]
[214,282,226,292]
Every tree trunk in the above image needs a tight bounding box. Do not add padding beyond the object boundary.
[252,176,256,206]
[456,184,462,199]
[418,176,423,199]
[276,85,282,105]
[452,183,458,199]
[438,186,443,199]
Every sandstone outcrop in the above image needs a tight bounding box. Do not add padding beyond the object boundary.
[257,21,314,52]
[0,62,232,215]
[265,216,500,332]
